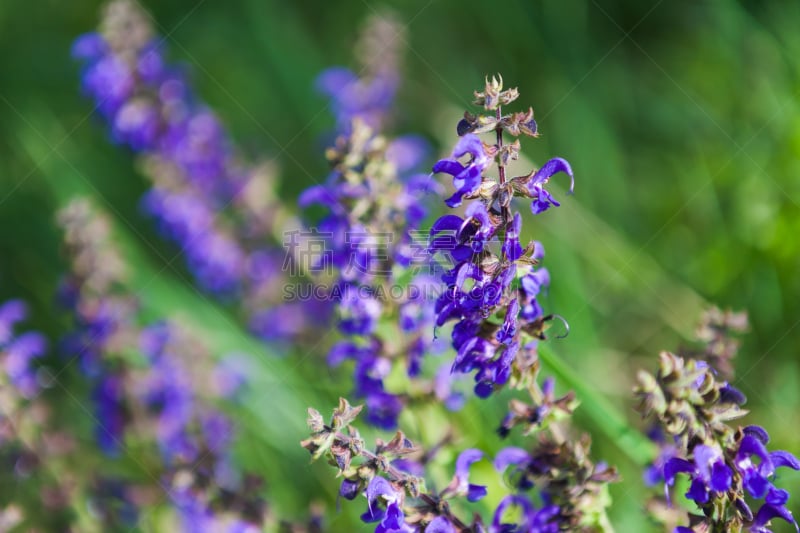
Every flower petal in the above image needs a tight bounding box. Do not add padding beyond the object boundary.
[685,478,709,504]
[770,450,800,471]
[494,447,530,472]
[430,215,464,235]
[753,503,799,531]
[432,159,466,177]
[467,483,487,502]
[709,462,732,492]
[425,517,455,533]
[455,448,483,484]
[452,134,485,160]
[744,425,770,445]
[531,157,574,193]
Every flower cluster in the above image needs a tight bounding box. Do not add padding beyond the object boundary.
[57,198,266,530]
[1,298,84,530]
[636,334,800,531]
[300,19,458,430]
[57,198,138,452]
[59,3,800,532]
[494,432,618,531]
[302,119,439,429]
[136,322,241,465]
[72,0,318,343]
[643,308,750,492]
[494,371,617,530]
[302,398,568,532]
[168,468,266,533]
[430,76,574,399]
[1,300,47,399]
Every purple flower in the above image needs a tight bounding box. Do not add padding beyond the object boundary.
[73,9,304,332]
[494,447,534,490]
[302,38,438,429]
[751,500,799,533]
[80,53,135,117]
[429,79,573,401]
[375,502,414,533]
[497,299,520,345]
[337,285,382,336]
[93,374,128,455]
[454,449,487,502]
[0,299,28,345]
[491,495,560,533]
[112,99,160,150]
[359,477,415,532]
[339,478,360,501]
[644,440,679,487]
[361,477,398,522]
[71,32,107,60]
[364,390,404,430]
[1,299,46,398]
[432,134,491,208]
[3,332,47,398]
[664,445,732,505]
[519,269,550,322]
[425,517,455,533]
[735,433,800,500]
[528,158,574,215]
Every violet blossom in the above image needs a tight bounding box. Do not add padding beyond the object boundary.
[430,76,574,399]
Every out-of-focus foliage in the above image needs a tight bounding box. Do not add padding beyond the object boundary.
[1,1,799,531]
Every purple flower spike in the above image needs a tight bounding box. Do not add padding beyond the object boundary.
[639,320,800,533]
[430,76,572,402]
[301,24,439,429]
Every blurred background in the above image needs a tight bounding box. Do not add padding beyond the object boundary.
[1,0,799,530]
